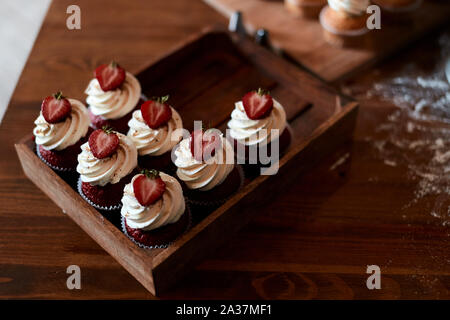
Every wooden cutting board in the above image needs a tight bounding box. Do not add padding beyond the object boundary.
[203,0,450,82]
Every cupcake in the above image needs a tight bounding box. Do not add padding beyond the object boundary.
[127,95,183,172]
[121,170,190,248]
[320,0,371,47]
[372,0,422,22]
[174,128,243,206]
[85,62,144,133]
[77,128,138,210]
[227,88,291,177]
[285,0,327,19]
[34,92,90,172]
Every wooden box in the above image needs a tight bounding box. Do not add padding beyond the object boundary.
[15,28,358,296]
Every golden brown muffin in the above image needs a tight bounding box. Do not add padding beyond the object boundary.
[321,5,368,31]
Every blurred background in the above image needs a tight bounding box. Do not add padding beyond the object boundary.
[0,0,50,123]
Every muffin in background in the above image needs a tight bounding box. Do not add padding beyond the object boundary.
[320,0,371,47]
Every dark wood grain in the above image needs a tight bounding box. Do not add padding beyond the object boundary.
[1,0,449,299]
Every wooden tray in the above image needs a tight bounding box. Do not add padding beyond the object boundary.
[15,28,358,296]
[203,0,450,82]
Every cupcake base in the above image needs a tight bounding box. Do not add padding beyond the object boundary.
[36,130,91,171]
[122,204,191,249]
[233,125,292,178]
[77,170,137,210]
[319,6,370,48]
[285,0,326,19]
[181,165,244,207]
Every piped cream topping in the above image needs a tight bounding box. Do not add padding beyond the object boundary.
[77,132,137,186]
[227,99,287,146]
[127,107,183,156]
[85,72,141,120]
[33,98,90,151]
[174,135,235,191]
[121,172,185,231]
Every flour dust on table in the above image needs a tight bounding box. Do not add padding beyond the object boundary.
[364,33,450,227]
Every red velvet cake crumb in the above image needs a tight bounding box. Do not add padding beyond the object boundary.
[38,137,86,170]
[80,170,137,208]
[125,209,189,247]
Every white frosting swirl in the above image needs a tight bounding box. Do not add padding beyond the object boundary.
[85,72,141,120]
[328,0,369,15]
[33,99,89,151]
[174,135,235,191]
[227,99,287,146]
[77,132,137,186]
[121,172,185,231]
[127,107,183,156]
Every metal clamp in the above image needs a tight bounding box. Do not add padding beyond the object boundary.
[229,11,277,54]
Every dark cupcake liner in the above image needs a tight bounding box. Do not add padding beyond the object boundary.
[36,145,74,172]
[121,202,192,249]
[77,176,122,211]
[186,164,245,207]
[235,124,293,179]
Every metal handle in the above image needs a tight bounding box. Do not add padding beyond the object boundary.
[228,11,247,36]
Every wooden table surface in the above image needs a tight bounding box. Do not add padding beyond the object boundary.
[1,0,449,299]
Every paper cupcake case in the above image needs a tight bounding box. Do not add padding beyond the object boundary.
[77,176,122,211]
[36,145,74,173]
[121,202,192,250]
[237,124,294,179]
[185,164,245,207]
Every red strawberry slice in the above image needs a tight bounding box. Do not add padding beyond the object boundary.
[242,88,273,120]
[190,129,222,162]
[141,95,172,129]
[94,61,126,91]
[88,127,119,159]
[41,92,72,124]
[133,170,166,206]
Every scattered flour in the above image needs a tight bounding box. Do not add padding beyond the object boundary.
[364,33,450,226]
[329,152,350,171]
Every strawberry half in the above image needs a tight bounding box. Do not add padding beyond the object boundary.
[242,88,273,120]
[190,129,222,162]
[94,61,126,91]
[141,95,172,129]
[133,169,166,206]
[88,127,119,159]
[41,92,72,124]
